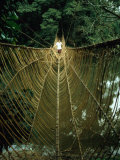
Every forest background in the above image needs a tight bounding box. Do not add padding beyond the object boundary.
[0,0,120,48]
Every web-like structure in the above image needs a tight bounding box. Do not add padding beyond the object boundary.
[0,37,120,160]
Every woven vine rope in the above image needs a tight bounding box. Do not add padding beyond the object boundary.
[0,37,120,160]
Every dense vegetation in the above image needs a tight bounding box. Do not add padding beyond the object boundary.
[0,0,120,47]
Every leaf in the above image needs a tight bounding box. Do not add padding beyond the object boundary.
[6,20,21,30]
[9,12,19,20]
[1,33,6,39]
[17,2,38,13]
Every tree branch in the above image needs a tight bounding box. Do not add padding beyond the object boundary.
[102,7,120,19]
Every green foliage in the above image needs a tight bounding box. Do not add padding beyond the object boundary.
[40,8,61,43]
[1,0,120,47]
[17,2,37,13]
[42,8,61,20]
[63,1,78,16]
[0,88,34,151]
[6,20,20,31]
[0,7,20,43]
[34,0,54,7]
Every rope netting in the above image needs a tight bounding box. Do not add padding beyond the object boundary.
[0,37,120,160]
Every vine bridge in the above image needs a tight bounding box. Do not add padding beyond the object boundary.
[0,36,120,160]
